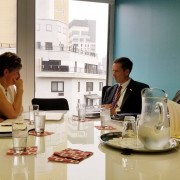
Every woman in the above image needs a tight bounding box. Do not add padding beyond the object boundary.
[0,52,23,121]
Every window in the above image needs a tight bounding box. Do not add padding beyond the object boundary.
[45,42,53,50]
[36,23,40,31]
[81,31,88,36]
[36,42,41,49]
[51,81,64,92]
[78,82,80,92]
[80,38,84,42]
[35,0,112,114]
[86,82,93,91]
[58,26,61,33]
[46,24,52,31]
[85,64,98,74]
[5,0,114,113]
[73,38,78,42]
[63,27,66,34]
[72,31,80,35]
[99,82,103,91]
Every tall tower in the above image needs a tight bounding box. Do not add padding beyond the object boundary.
[54,0,69,24]
[36,0,69,23]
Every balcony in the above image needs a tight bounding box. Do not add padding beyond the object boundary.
[41,65,105,75]
[42,65,69,72]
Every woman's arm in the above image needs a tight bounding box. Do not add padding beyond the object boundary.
[12,78,23,116]
[0,78,23,119]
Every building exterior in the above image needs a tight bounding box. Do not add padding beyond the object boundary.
[68,20,96,57]
[35,1,106,114]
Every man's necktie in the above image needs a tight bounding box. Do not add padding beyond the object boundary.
[111,85,122,110]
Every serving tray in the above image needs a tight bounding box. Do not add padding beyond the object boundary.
[100,132,179,153]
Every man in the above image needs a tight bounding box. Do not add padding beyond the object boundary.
[102,57,149,115]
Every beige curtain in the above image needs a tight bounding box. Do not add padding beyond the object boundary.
[167,100,180,138]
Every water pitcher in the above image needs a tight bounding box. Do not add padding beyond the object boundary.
[138,88,170,150]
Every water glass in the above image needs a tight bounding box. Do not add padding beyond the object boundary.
[12,120,28,154]
[100,107,110,127]
[34,115,45,135]
[29,104,39,124]
[122,116,137,138]
[77,104,86,120]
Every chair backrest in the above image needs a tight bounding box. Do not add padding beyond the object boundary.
[31,98,69,110]
[172,90,180,104]
[101,85,111,104]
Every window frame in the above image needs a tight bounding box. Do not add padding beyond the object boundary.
[86,82,93,92]
[46,24,52,32]
[51,81,64,92]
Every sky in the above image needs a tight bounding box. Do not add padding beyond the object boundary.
[69,0,108,60]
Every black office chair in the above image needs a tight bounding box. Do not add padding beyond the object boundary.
[101,85,111,104]
[31,98,69,111]
[172,90,180,104]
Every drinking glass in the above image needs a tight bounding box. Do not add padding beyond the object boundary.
[100,107,110,127]
[29,104,39,124]
[77,104,86,120]
[122,116,137,138]
[34,115,46,135]
[12,120,28,154]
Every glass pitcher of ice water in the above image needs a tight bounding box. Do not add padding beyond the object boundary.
[138,88,170,150]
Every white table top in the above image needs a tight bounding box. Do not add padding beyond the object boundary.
[0,113,180,180]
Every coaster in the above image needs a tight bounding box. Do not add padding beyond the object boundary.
[28,131,54,137]
[48,148,93,164]
[7,146,37,155]
[95,125,116,130]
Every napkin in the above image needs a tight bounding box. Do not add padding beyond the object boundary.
[167,100,180,138]
[95,125,116,130]
[48,148,93,164]
[6,146,37,155]
[28,131,54,137]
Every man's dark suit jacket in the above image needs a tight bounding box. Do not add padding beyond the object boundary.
[102,79,149,114]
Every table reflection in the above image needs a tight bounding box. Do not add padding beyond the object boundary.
[67,117,94,144]
[99,143,180,180]
[11,156,29,180]
[35,137,45,154]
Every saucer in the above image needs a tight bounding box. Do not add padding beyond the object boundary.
[100,132,179,153]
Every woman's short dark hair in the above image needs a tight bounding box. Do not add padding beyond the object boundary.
[0,52,22,76]
[114,57,133,72]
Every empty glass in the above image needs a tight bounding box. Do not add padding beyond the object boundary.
[34,115,46,135]
[29,104,39,124]
[122,116,137,138]
[77,103,86,120]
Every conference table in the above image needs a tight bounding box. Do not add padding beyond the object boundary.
[0,111,180,180]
